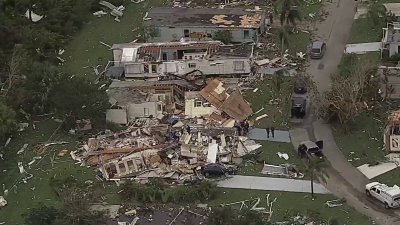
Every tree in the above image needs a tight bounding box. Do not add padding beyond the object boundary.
[214,30,233,44]
[0,101,16,141]
[49,76,110,119]
[314,55,379,129]
[306,157,328,199]
[276,0,302,27]
[278,25,290,56]
[366,0,386,25]
[24,204,59,225]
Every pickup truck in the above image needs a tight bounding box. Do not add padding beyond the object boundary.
[366,182,400,209]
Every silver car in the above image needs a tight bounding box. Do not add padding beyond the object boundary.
[310,41,326,59]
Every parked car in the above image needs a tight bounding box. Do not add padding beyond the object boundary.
[201,163,235,177]
[297,140,324,159]
[366,182,400,209]
[291,96,306,118]
[310,41,326,59]
[294,76,307,94]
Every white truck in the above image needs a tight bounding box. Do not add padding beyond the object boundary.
[365,182,400,209]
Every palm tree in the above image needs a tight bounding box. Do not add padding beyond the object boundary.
[366,0,387,25]
[275,0,302,27]
[306,157,329,200]
[278,26,290,56]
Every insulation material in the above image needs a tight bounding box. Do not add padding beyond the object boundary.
[207,143,218,163]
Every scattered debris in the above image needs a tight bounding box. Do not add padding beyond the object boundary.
[17,144,28,155]
[277,152,289,160]
[0,196,7,208]
[325,199,345,208]
[17,123,29,132]
[255,114,268,121]
[25,9,43,22]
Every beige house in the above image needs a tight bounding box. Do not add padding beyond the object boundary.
[184,91,219,117]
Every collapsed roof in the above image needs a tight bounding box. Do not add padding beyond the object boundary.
[200,79,252,121]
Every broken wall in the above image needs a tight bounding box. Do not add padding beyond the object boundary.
[127,102,163,120]
[149,26,257,43]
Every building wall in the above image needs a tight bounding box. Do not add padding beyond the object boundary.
[127,102,163,121]
[389,43,400,56]
[150,27,257,43]
[184,98,218,117]
[173,58,251,75]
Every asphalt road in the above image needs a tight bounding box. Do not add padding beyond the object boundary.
[304,0,400,224]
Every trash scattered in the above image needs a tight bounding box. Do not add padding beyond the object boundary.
[18,162,25,174]
[58,149,69,157]
[17,144,28,155]
[277,152,289,160]
[255,114,268,121]
[253,88,259,92]
[17,123,29,132]
[0,196,7,208]
[43,141,69,147]
[99,1,125,21]
[25,9,43,22]
[325,199,345,208]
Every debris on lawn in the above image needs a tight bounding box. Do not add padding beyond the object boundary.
[17,144,28,155]
[277,152,289,160]
[69,78,289,183]
[325,198,345,208]
[0,196,7,208]
[99,1,125,21]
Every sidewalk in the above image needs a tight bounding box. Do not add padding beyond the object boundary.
[217,175,330,194]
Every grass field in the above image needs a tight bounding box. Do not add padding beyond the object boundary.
[210,189,375,224]
[245,77,293,130]
[238,141,306,177]
[348,18,383,44]
[61,0,165,76]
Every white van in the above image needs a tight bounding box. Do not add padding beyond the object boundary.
[366,182,400,209]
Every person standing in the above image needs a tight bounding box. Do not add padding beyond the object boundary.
[266,127,270,138]
[271,127,275,138]
[269,13,273,25]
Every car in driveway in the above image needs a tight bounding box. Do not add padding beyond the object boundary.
[366,182,400,209]
[291,96,306,118]
[201,163,235,177]
[297,140,324,159]
[294,76,307,94]
[310,41,327,59]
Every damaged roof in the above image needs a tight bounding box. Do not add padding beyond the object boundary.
[200,79,252,121]
[145,7,263,28]
[212,43,254,59]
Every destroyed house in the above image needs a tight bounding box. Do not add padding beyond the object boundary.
[384,110,400,152]
[106,80,197,124]
[110,40,253,79]
[144,7,266,43]
[106,82,168,124]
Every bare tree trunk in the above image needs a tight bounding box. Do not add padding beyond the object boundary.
[311,170,315,200]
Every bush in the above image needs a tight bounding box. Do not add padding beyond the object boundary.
[119,180,220,204]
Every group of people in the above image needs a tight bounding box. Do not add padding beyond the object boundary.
[236,121,250,136]
[265,127,275,138]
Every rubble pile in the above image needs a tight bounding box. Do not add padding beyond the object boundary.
[75,79,263,183]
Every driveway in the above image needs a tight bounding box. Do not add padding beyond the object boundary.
[304,0,400,223]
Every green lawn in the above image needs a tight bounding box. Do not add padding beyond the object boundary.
[238,141,306,177]
[348,18,383,44]
[245,77,293,130]
[61,0,165,76]
[375,168,400,186]
[333,113,386,167]
[0,120,122,224]
[210,189,374,224]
